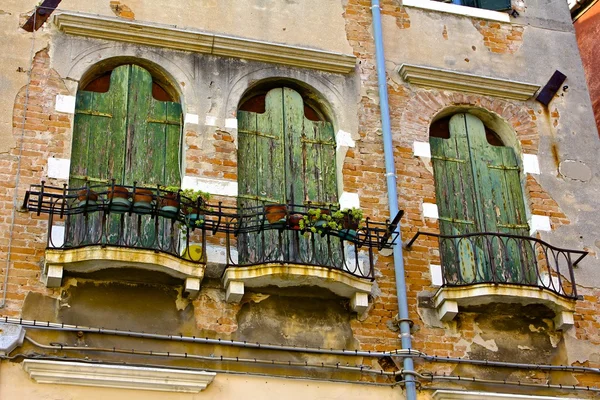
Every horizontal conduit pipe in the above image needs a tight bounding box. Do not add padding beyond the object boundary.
[4,318,599,374]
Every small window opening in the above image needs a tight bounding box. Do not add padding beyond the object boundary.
[81,68,174,102]
[429,115,505,146]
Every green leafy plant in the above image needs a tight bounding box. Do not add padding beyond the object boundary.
[180,188,211,210]
[299,208,341,237]
[159,187,211,214]
[332,207,364,230]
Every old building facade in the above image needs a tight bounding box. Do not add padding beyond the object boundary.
[0,0,598,399]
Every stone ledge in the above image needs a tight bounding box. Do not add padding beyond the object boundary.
[23,360,216,393]
[54,12,356,74]
[399,64,540,100]
[44,247,205,297]
[433,284,577,330]
[222,263,372,313]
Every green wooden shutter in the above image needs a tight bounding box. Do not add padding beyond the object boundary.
[431,113,532,284]
[70,65,129,188]
[476,0,512,11]
[465,114,534,283]
[237,89,286,262]
[71,64,181,188]
[125,65,182,187]
[431,114,484,283]
[237,87,337,265]
[69,64,182,248]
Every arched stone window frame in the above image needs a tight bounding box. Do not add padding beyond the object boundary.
[223,69,360,200]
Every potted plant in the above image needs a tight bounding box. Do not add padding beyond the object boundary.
[332,207,364,240]
[159,185,181,218]
[76,187,99,208]
[264,204,287,224]
[180,188,211,229]
[299,208,340,237]
[133,187,154,212]
[107,185,131,212]
[287,213,304,230]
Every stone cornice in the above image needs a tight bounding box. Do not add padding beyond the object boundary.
[23,360,216,393]
[53,12,357,74]
[399,64,540,100]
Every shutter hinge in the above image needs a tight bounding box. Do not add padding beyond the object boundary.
[497,223,530,229]
[238,194,282,203]
[75,110,112,118]
[70,175,110,183]
[301,137,335,145]
[238,129,279,140]
[439,216,474,225]
[488,165,520,171]
[431,155,466,163]
[147,118,181,126]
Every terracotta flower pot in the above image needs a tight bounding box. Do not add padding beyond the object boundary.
[107,185,130,200]
[77,188,98,202]
[265,204,287,223]
[159,192,180,218]
[133,188,153,203]
[288,214,303,230]
[107,185,131,212]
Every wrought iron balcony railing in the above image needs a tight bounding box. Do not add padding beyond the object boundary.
[24,182,401,279]
[405,231,588,299]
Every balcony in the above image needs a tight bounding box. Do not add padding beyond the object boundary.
[25,182,400,311]
[406,231,588,330]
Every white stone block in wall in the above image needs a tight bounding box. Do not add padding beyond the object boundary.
[50,225,65,248]
[522,154,540,175]
[205,115,218,126]
[339,192,360,210]
[336,130,355,149]
[225,281,244,303]
[225,118,238,129]
[185,113,199,125]
[422,203,439,219]
[182,176,238,197]
[529,215,551,234]
[55,95,76,114]
[413,141,431,158]
[430,264,443,286]
[205,244,237,265]
[47,158,70,180]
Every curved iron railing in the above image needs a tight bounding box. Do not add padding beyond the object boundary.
[405,231,588,299]
[25,182,401,277]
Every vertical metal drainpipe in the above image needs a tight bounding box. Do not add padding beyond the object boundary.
[369,1,417,399]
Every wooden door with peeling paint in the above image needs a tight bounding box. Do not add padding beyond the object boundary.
[68,64,182,251]
[431,113,535,285]
[237,87,338,266]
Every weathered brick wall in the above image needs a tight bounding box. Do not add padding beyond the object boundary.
[1,49,71,316]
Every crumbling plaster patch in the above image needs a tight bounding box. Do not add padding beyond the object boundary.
[1,3,51,153]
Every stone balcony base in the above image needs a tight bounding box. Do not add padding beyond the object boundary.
[433,284,577,330]
[222,263,372,313]
[44,246,205,298]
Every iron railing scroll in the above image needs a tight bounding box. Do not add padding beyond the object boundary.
[25,182,402,279]
[405,231,588,299]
